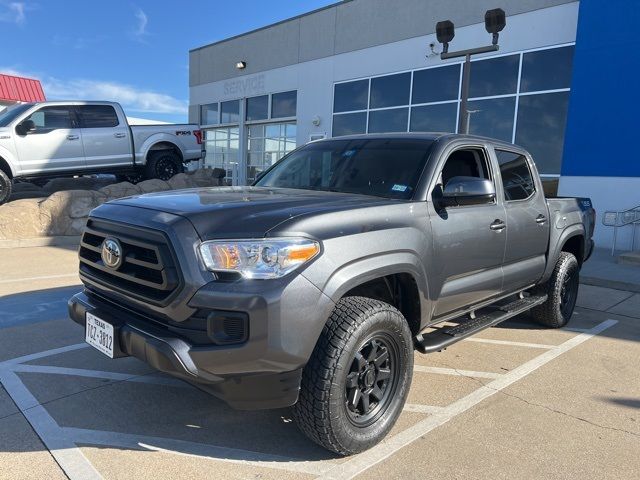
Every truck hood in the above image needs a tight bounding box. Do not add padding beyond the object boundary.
[109,186,400,240]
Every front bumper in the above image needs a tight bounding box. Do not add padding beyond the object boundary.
[69,273,334,409]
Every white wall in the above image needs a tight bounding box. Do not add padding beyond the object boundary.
[559,176,640,251]
[190,2,579,147]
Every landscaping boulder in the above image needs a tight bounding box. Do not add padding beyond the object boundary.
[0,169,226,241]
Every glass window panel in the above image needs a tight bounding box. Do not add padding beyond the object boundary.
[410,103,457,133]
[214,129,228,141]
[285,123,297,138]
[200,103,218,125]
[370,73,411,108]
[333,112,366,137]
[77,105,119,128]
[334,80,369,113]
[27,106,74,130]
[246,95,268,121]
[220,100,239,123]
[496,150,536,201]
[248,153,262,166]
[520,46,574,93]
[515,92,569,175]
[368,108,409,133]
[249,137,264,152]
[412,65,461,104]
[467,97,516,142]
[265,124,280,138]
[265,138,280,151]
[469,55,519,98]
[249,124,264,138]
[272,90,297,118]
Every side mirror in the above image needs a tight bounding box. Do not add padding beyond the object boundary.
[442,176,495,206]
[16,119,36,135]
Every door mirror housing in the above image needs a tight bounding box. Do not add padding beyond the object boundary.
[16,119,36,135]
[442,176,496,206]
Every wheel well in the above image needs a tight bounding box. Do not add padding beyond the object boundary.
[344,273,421,335]
[561,235,584,266]
[147,142,183,162]
[0,157,12,179]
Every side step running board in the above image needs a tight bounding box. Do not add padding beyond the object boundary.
[415,294,547,354]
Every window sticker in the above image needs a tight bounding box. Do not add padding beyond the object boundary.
[392,184,408,192]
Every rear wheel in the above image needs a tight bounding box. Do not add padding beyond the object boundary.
[293,296,413,455]
[0,169,12,205]
[531,252,580,328]
[145,150,183,181]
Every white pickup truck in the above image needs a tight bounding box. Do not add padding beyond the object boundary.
[0,101,203,204]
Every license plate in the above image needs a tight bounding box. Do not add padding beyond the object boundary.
[85,312,114,358]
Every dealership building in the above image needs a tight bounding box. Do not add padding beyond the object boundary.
[189,0,637,250]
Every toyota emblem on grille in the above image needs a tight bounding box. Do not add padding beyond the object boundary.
[101,238,123,269]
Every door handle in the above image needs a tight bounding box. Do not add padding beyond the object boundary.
[490,219,506,231]
[114,133,127,138]
[67,135,79,140]
[536,214,547,225]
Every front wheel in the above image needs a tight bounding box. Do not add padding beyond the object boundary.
[293,296,413,455]
[531,251,580,328]
[0,169,12,205]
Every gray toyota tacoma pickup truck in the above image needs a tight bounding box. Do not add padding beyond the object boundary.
[69,133,595,455]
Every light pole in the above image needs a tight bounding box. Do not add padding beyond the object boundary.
[435,9,506,134]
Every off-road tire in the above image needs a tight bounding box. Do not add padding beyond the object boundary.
[531,252,580,328]
[0,169,12,205]
[293,296,413,455]
[145,150,183,181]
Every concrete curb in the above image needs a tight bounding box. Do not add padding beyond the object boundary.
[0,236,81,249]
[580,275,640,294]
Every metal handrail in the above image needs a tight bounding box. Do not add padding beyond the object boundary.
[602,204,640,255]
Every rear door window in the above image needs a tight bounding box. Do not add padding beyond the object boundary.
[77,105,120,128]
[496,149,536,201]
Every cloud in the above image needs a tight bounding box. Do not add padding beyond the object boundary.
[0,2,28,25]
[0,67,187,115]
[133,7,148,38]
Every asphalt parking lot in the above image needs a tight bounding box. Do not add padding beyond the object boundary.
[1,246,639,480]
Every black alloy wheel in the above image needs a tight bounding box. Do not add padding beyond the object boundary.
[345,335,399,427]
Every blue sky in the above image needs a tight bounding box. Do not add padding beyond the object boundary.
[0,0,335,123]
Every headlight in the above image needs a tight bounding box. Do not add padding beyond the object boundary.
[199,237,320,279]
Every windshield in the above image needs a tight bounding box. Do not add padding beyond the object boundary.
[0,103,33,127]
[255,138,434,199]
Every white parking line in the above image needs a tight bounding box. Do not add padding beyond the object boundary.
[413,365,502,379]
[463,337,555,349]
[64,427,339,476]
[11,364,191,388]
[403,404,445,414]
[0,273,79,284]
[1,343,89,367]
[0,369,102,479]
[317,319,618,480]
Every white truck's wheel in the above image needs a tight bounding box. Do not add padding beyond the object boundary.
[0,169,12,205]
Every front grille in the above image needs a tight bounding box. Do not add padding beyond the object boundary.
[79,218,181,305]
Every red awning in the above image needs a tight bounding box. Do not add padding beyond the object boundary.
[0,73,46,103]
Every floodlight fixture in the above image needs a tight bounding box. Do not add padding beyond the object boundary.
[436,20,455,54]
[485,8,506,45]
